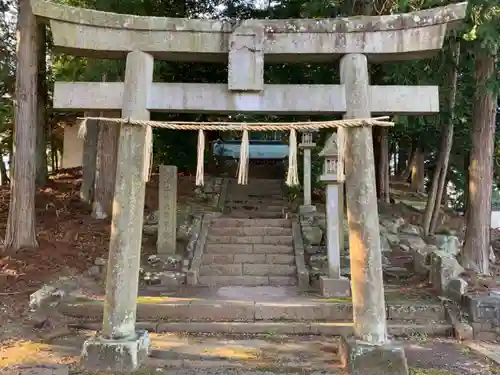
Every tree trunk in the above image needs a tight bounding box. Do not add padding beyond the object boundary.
[401,144,417,181]
[92,112,120,219]
[463,151,470,210]
[396,142,409,176]
[423,40,460,236]
[441,176,449,207]
[80,113,99,204]
[462,46,497,274]
[35,22,47,185]
[429,41,460,234]
[410,147,425,193]
[5,0,39,251]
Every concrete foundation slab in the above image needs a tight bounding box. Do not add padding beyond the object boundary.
[320,276,351,297]
[339,337,409,375]
[81,330,151,372]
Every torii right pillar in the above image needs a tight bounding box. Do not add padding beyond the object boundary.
[339,53,409,375]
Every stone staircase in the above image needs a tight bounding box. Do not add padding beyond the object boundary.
[199,217,296,286]
[224,178,288,219]
[199,178,297,286]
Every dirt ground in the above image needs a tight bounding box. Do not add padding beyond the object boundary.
[0,171,498,374]
[0,169,198,339]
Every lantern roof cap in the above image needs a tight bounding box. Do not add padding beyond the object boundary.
[319,133,338,157]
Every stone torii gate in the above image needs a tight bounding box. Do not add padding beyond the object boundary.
[30,0,467,372]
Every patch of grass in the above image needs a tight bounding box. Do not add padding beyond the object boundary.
[409,368,455,375]
[490,366,500,374]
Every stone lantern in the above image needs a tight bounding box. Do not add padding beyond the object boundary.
[318,132,350,297]
[298,131,317,215]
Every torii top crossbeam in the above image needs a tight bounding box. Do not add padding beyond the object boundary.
[31,0,467,63]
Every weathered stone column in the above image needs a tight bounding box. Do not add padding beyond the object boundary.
[299,132,316,214]
[339,54,408,374]
[79,111,99,204]
[158,165,177,255]
[81,51,153,372]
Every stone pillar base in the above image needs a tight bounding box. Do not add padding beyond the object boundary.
[320,276,351,297]
[81,330,151,372]
[299,204,317,215]
[339,336,409,375]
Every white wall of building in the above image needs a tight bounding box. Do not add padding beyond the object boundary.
[62,125,83,168]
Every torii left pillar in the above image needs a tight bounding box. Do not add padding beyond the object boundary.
[81,51,153,371]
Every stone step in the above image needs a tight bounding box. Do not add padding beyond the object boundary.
[199,264,296,277]
[60,299,449,328]
[230,194,285,200]
[226,200,286,211]
[209,226,292,236]
[227,204,284,212]
[198,275,297,286]
[229,198,286,204]
[225,211,286,219]
[211,218,292,228]
[203,253,295,265]
[71,321,452,338]
[205,244,294,254]
[207,235,293,245]
[386,303,446,322]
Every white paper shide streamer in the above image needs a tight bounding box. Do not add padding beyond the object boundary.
[195,129,205,186]
[286,129,299,187]
[237,129,249,185]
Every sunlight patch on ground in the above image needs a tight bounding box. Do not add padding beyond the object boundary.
[409,369,455,375]
[201,346,261,360]
[0,341,63,367]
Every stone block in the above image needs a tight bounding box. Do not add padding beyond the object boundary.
[467,295,500,324]
[320,276,351,297]
[228,26,264,92]
[203,253,235,264]
[198,275,269,286]
[413,245,437,276]
[81,330,151,372]
[234,254,266,263]
[199,264,242,276]
[137,302,190,321]
[255,302,341,321]
[262,236,294,245]
[210,227,291,236]
[243,264,296,276]
[188,301,255,321]
[446,277,468,303]
[186,269,198,285]
[339,337,409,375]
[253,244,293,254]
[266,254,295,264]
[399,234,426,252]
[386,304,444,322]
[429,250,464,295]
[269,276,297,286]
[427,234,460,256]
[157,165,177,255]
[454,321,473,341]
[299,205,317,215]
[302,226,323,246]
[205,244,253,254]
